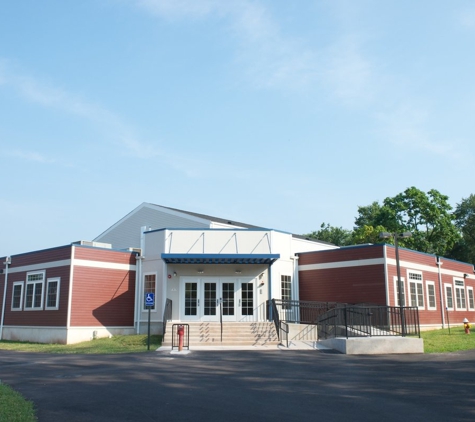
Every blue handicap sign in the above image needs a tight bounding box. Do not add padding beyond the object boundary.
[145,293,155,307]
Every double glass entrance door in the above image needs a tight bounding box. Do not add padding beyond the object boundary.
[182,277,254,321]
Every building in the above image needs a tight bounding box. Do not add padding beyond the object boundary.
[94,203,337,334]
[0,243,137,344]
[298,244,475,330]
[0,203,335,343]
[2,204,474,344]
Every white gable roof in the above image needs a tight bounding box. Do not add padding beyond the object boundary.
[94,202,335,251]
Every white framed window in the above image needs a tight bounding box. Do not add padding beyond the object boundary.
[11,282,24,311]
[45,278,60,310]
[281,275,292,309]
[467,287,475,311]
[25,271,45,310]
[454,279,466,310]
[281,275,292,301]
[143,273,156,311]
[445,284,454,311]
[408,271,424,309]
[393,276,406,307]
[426,281,437,310]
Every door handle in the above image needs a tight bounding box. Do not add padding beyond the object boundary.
[239,299,241,307]
[197,299,200,306]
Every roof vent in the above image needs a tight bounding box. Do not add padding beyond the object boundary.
[72,240,112,249]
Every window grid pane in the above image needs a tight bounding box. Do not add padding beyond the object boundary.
[12,284,22,309]
[446,286,453,309]
[427,284,436,309]
[469,289,475,310]
[47,281,58,308]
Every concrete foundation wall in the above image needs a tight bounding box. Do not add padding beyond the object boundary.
[287,323,319,341]
[2,327,69,344]
[67,327,136,344]
[136,321,164,335]
[319,336,424,354]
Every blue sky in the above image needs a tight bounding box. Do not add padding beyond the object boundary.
[1,0,475,257]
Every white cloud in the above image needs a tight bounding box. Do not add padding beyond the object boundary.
[375,105,467,161]
[0,61,144,160]
[458,7,475,29]
[130,0,324,92]
[322,36,375,106]
[0,149,55,163]
[134,0,220,19]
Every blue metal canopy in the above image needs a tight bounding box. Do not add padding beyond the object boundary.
[161,253,280,265]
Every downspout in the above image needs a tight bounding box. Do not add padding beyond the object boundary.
[135,253,142,334]
[291,255,299,300]
[268,263,273,321]
[136,226,147,334]
[436,256,445,328]
[66,246,76,342]
[0,256,11,341]
[383,245,390,306]
[268,230,273,321]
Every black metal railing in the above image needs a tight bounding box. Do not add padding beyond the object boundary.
[269,299,280,339]
[171,323,190,350]
[280,321,289,348]
[162,299,172,337]
[317,305,420,339]
[272,299,342,324]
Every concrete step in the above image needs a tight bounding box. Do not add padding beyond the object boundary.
[162,322,278,347]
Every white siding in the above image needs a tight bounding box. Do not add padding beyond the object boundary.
[94,203,210,250]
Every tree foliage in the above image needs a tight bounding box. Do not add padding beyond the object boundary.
[305,223,352,246]
[450,194,475,264]
[306,187,473,263]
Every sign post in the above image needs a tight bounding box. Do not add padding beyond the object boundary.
[145,293,155,350]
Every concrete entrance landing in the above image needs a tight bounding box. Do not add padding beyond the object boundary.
[318,336,424,354]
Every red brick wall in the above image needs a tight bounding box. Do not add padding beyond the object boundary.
[0,246,72,327]
[298,244,384,265]
[5,246,72,268]
[70,266,135,327]
[299,265,387,305]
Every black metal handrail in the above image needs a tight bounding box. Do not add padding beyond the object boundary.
[317,305,420,339]
[162,299,172,337]
[272,299,342,324]
[280,321,289,348]
[219,298,223,342]
[270,299,281,339]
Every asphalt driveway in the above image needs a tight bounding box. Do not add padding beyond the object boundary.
[1,348,475,421]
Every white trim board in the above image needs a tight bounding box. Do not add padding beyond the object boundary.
[299,257,472,279]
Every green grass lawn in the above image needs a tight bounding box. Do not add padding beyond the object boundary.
[0,334,162,354]
[0,384,36,422]
[420,325,475,353]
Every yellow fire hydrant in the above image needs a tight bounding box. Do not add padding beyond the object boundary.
[463,318,471,334]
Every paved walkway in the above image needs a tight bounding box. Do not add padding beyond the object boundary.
[160,340,324,352]
[1,348,475,421]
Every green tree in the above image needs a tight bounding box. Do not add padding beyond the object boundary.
[450,194,475,264]
[354,201,385,228]
[306,187,465,258]
[351,224,388,245]
[381,187,459,255]
[353,187,459,255]
[305,223,353,246]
